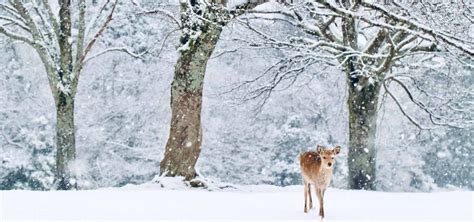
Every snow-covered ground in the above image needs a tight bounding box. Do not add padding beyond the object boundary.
[1,179,472,221]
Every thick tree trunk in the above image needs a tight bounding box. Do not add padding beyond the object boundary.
[340,5,380,189]
[53,0,77,190]
[347,78,380,190]
[160,24,223,180]
[54,92,77,190]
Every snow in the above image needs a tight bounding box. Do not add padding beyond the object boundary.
[1,182,472,221]
[227,0,250,9]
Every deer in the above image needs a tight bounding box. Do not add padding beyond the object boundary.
[299,145,341,219]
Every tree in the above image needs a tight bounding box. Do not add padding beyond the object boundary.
[232,0,473,189]
[159,0,272,180]
[0,0,118,189]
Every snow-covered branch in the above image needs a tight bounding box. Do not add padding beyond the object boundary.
[0,15,30,32]
[83,47,148,64]
[76,0,86,66]
[226,53,334,112]
[383,76,471,130]
[41,0,59,39]
[76,0,118,70]
[137,8,181,27]
[0,25,33,44]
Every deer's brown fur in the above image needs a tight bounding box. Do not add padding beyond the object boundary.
[299,145,341,219]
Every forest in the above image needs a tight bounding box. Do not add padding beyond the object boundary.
[0,0,472,194]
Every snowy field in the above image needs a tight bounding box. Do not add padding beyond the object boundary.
[1,180,472,221]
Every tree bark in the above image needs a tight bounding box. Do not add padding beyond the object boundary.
[346,75,380,190]
[54,92,77,190]
[160,23,223,180]
[340,2,380,189]
[52,0,77,190]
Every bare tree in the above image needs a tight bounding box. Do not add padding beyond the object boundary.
[0,0,118,189]
[232,0,473,189]
[158,0,272,181]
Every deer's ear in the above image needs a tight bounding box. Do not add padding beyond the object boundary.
[334,146,341,155]
[316,145,323,153]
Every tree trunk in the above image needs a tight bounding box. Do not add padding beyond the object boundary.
[53,0,76,190]
[340,5,380,189]
[54,92,76,190]
[160,24,223,180]
[347,77,380,190]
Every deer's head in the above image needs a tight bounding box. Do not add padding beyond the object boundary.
[316,145,341,169]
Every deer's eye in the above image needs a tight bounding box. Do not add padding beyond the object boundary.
[323,157,326,159]
[332,157,334,159]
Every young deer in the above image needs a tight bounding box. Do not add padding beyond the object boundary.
[299,145,341,219]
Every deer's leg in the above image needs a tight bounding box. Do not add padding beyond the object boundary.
[304,181,309,213]
[321,188,326,218]
[316,188,324,218]
[308,183,313,209]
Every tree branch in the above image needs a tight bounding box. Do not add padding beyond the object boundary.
[0,25,33,44]
[83,47,147,64]
[384,76,465,129]
[136,8,181,27]
[42,0,60,39]
[76,0,118,71]
[0,15,30,32]
[76,0,86,65]
[358,1,474,56]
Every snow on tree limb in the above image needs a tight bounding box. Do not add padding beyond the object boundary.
[0,25,33,44]
[0,15,30,32]
[83,47,148,64]
[77,0,118,67]
[314,0,474,55]
[383,76,470,130]
[137,8,181,27]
